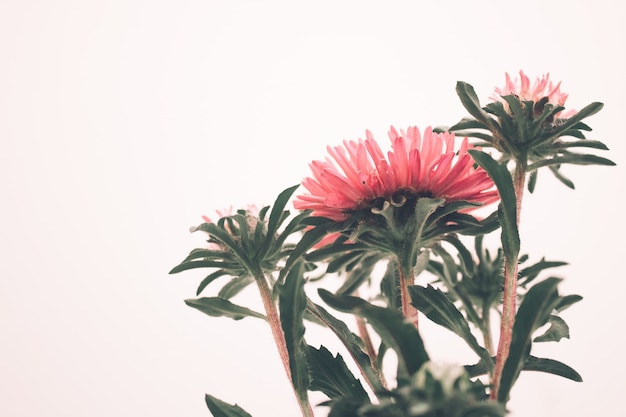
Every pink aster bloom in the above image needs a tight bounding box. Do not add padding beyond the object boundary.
[491,70,576,119]
[194,205,260,250]
[293,126,499,222]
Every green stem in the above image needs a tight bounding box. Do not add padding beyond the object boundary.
[398,260,419,328]
[482,298,494,356]
[355,315,388,390]
[254,272,314,417]
[490,162,526,401]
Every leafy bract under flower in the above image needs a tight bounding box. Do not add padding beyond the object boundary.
[491,70,575,119]
[293,126,499,222]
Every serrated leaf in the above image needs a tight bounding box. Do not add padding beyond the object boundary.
[408,284,492,369]
[534,315,570,343]
[205,394,253,417]
[497,277,561,402]
[318,289,429,378]
[305,345,369,401]
[278,262,310,409]
[185,297,266,321]
[306,300,386,394]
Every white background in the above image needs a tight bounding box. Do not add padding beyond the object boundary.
[1,1,625,416]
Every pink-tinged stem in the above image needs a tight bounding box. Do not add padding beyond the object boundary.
[398,262,419,328]
[490,163,526,400]
[254,272,314,417]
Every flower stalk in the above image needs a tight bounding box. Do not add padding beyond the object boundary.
[490,162,526,400]
[253,271,314,417]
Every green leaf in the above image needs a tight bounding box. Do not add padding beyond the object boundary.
[305,345,369,401]
[549,165,575,189]
[527,153,616,171]
[217,275,254,299]
[553,140,610,150]
[518,258,568,287]
[554,294,583,312]
[548,102,604,138]
[193,223,256,273]
[318,290,429,378]
[465,355,582,382]
[197,270,230,295]
[468,150,519,261]
[408,284,492,369]
[169,260,240,274]
[527,170,537,193]
[534,315,570,343]
[402,197,445,276]
[185,297,266,321]
[205,394,253,417]
[523,356,582,382]
[497,277,561,402]
[456,81,493,127]
[278,262,310,409]
[447,117,490,132]
[261,184,300,256]
[279,222,333,284]
[306,300,386,394]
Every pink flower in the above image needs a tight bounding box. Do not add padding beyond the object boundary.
[491,70,575,119]
[293,126,499,222]
[193,205,260,250]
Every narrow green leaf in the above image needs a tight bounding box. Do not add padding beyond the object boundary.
[263,184,300,251]
[468,150,519,260]
[185,297,266,321]
[518,258,567,287]
[549,165,575,189]
[456,81,492,127]
[448,117,490,132]
[197,270,230,295]
[305,345,369,401]
[278,262,310,408]
[534,315,570,343]
[548,102,604,138]
[306,300,386,393]
[465,355,582,382]
[553,140,609,150]
[408,284,492,369]
[194,223,256,273]
[318,290,429,377]
[217,275,254,299]
[527,153,616,171]
[523,356,582,382]
[279,222,333,284]
[497,277,561,402]
[554,294,583,312]
[527,170,537,193]
[169,260,241,274]
[205,394,253,417]
[182,248,229,263]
